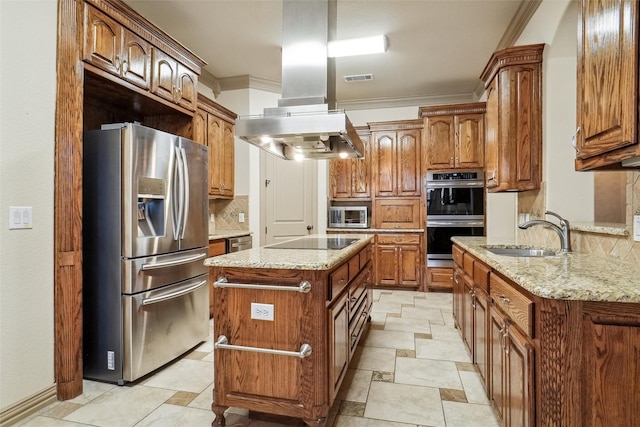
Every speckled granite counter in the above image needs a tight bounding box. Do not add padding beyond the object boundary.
[208,231,251,240]
[204,234,374,270]
[452,236,640,303]
[326,227,424,233]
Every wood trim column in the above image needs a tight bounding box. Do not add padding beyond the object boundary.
[54,0,84,400]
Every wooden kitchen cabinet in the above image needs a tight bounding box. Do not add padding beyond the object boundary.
[207,238,226,317]
[83,4,151,90]
[375,233,421,288]
[480,44,544,192]
[370,120,422,197]
[193,94,237,198]
[575,0,640,170]
[373,197,421,229]
[420,102,486,170]
[151,48,198,112]
[426,267,453,292]
[329,127,371,200]
[329,291,349,401]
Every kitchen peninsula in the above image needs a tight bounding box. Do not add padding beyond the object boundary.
[451,236,640,427]
[204,234,374,427]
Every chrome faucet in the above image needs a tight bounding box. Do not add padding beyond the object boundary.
[518,210,572,252]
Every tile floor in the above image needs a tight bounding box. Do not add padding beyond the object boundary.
[16,290,500,427]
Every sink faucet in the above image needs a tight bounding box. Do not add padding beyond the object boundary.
[518,210,572,252]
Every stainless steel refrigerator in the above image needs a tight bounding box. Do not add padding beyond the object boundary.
[83,123,209,384]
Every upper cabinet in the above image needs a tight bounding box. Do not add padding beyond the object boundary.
[575,0,640,170]
[420,102,486,171]
[480,44,544,192]
[329,127,371,200]
[82,0,205,115]
[193,94,237,199]
[370,120,422,197]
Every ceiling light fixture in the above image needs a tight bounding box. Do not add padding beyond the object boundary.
[328,35,388,58]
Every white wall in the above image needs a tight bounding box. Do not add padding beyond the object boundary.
[0,0,57,409]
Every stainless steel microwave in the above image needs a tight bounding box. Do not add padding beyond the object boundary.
[328,206,369,228]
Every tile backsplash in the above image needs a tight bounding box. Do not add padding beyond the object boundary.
[516,172,640,265]
[208,195,249,233]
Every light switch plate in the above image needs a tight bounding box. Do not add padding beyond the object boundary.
[634,214,640,242]
[9,206,32,229]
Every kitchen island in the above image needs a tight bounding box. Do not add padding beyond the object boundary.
[451,236,640,427]
[204,234,374,427]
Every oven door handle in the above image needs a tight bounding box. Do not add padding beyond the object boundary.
[427,220,484,227]
[426,181,484,188]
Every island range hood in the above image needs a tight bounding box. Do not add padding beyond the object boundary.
[235,0,365,160]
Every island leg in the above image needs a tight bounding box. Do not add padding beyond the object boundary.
[211,402,227,426]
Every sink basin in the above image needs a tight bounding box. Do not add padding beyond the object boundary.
[486,247,557,257]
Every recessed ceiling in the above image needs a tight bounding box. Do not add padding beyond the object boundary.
[124,0,530,109]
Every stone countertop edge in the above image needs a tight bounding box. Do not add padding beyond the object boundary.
[452,236,640,304]
[204,234,375,271]
[208,231,252,240]
[326,227,425,233]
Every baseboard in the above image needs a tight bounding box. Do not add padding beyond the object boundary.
[0,385,57,427]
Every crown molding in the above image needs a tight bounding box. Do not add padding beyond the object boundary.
[218,75,282,93]
[495,0,543,50]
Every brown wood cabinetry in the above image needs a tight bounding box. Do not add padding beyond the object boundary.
[375,233,421,288]
[370,120,422,197]
[83,4,151,89]
[480,44,544,192]
[426,267,453,291]
[373,197,421,229]
[193,94,237,198]
[329,128,371,200]
[207,239,226,317]
[211,244,373,426]
[420,102,486,170]
[151,48,198,112]
[575,0,640,169]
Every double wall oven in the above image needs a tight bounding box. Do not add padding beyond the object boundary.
[426,171,484,267]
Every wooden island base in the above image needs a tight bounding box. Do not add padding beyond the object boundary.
[206,236,373,427]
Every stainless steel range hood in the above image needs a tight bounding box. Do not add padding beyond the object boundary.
[235,0,365,160]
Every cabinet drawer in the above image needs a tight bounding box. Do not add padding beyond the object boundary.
[490,274,534,337]
[473,261,490,293]
[330,263,349,301]
[377,233,420,245]
[348,255,360,281]
[349,294,369,356]
[452,245,464,267]
[359,244,372,267]
[209,239,226,256]
[463,252,475,278]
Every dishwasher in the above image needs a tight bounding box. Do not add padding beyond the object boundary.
[226,235,252,253]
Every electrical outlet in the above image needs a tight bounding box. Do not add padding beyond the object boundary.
[239,212,245,223]
[634,214,640,242]
[251,303,274,321]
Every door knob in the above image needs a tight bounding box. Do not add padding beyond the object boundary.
[306,225,314,231]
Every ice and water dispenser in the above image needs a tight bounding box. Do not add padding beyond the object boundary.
[137,177,165,237]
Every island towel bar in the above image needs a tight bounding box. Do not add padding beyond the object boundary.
[214,335,312,359]
[214,277,312,293]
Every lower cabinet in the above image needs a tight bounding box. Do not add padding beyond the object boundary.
[208,238,227,317]
[375,233,421,288]
[426,267,453,291]
[329,291,349,401]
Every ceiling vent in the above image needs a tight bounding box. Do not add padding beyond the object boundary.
[344,74,373,82]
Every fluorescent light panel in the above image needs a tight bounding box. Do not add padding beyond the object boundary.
[328,35,388,58]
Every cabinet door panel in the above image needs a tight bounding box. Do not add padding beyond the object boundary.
[398,245,419,286]
[221,121,235,197]
[329,293,349,401]
[152,49,177,102]
[474,289,489,392]
[329,159,351,199]
[351,156,370,198]
[207,115,224,196]
[84,5,120,75]
[176,63,197,111]
[425,116,455,169]
[121,30,151,89]
[490,305,506,424]
[456,114,484,168]
[374,133,396,196]
[506,324,535,427]
[577,0,638,159]
[375,245,399,285]
[397,130,420,196]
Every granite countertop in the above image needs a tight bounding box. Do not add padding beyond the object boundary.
[452,236,640,303]
[208,230,252,240]
[204,234,375,271]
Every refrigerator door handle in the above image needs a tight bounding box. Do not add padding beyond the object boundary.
[179,147,189,240]
[141,279,207,306]
[172,146,186,241]
[141,252,208,270]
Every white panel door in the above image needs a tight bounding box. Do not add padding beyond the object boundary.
[263,154,317,245]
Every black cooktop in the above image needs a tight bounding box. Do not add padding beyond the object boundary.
[267,237,357,250]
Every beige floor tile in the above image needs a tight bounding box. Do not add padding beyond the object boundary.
[135,404,214,426]
[440,388,467,403]
[401,306,445,322]
[416,293,452,309]
[384,315,431,333]
[63,385,176,427]
[371,371,394,382]
[416,337,471,363]
[337,369,372,402]
[430,324,462,341]
[143,358,213,393]
[18,417,92,427]
[370,300,403,314]
[340,401,366,416]
[68,380,116,405]
[350,346,396,372]
[362,329,415,350]
[395,357,462,389]
[187,383,214,411]
[378,291,419,305]
[166,390,199,406]
[369,311,387,325]
[364,382,445,426]
[442,401,500,427]
[459,371,490,405]
[334,414,416,427]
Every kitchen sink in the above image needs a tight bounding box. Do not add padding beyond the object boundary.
[485,247,558,257]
